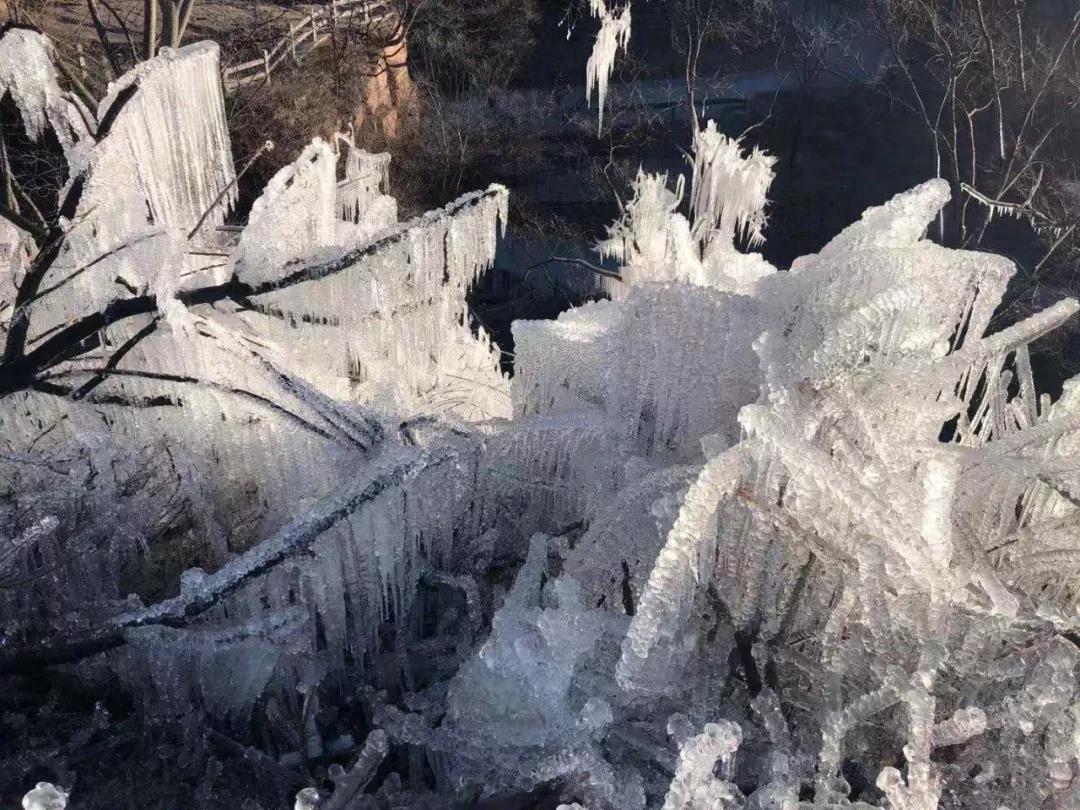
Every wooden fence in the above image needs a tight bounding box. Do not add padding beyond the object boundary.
[221,0,393,93]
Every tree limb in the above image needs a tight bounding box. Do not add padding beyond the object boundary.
[0,446,457,674]
[0,185,507,396]
[85,0,124,78]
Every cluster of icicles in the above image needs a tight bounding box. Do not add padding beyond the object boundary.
[586,0,632,131]
[1,25,1079,810]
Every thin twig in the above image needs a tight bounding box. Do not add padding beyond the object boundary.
[85,0,124,78]
[187,140,274,240]
[525,255,622,280]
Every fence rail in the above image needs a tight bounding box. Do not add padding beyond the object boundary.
[221,0,394,93]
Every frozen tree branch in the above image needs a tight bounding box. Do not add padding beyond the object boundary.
[0,446,457,674]
[0,184,507,397]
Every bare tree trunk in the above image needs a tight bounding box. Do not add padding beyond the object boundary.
[142,0,158,59]
[160,0,179,50]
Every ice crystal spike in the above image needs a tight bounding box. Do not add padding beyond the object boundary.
[689,121,776,251]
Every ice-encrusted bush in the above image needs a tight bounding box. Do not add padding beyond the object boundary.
[1,22,1079,810]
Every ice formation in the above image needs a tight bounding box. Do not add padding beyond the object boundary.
[689,122,775,251]
[661,721,742,810]
[0,29,90,156]
[18,41,238,346]
[598,123,777,295]
[586,0,632,130]
[4,26,1080,810]
[21,783,68,810]
[335,131,394,225]
[236,139,341,278]
[0,33,506,638]
[443,535,606,748]
[507,140,1080,807]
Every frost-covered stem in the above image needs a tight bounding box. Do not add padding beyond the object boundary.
[662,721,743,810]
[320,729,389,809]
[618,445,746,690]
[44,364,366,449]
[931,706,986,747]
[920,457,956,570]
[1034,223,1076,274]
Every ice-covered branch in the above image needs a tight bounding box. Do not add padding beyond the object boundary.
[0,446,456,673]
[0,185,508,397]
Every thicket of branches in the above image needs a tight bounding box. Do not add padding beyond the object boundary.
[861,0,1080,268]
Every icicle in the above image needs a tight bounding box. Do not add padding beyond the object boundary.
[689,121,776,251]
[83,42,236,244]
[0,29,91,156]
[586,1,632,131]
[239,183,510,420]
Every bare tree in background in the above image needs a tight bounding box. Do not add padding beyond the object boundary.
[406,0,538,97]
[863,0,1080,267]
[777,0,858,169]
[143,0,198,57]
[665,0,775,134]
[80,0,202,70]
